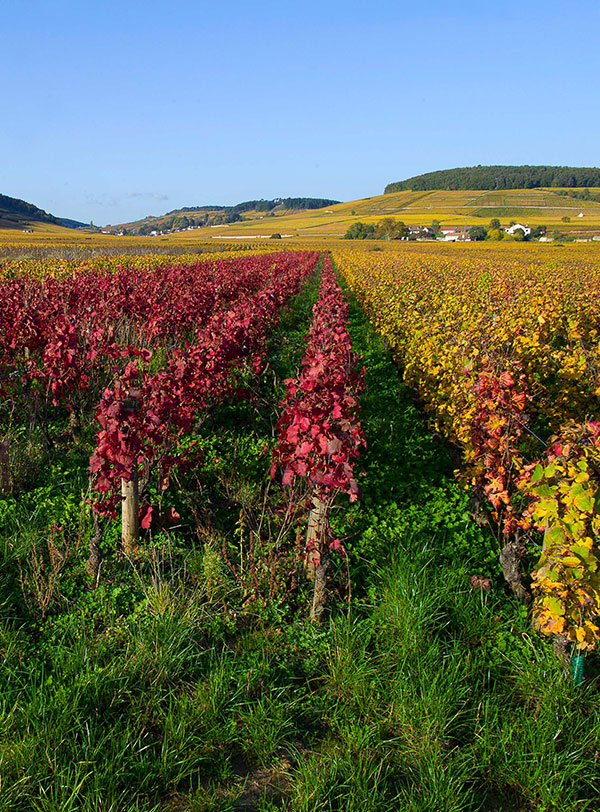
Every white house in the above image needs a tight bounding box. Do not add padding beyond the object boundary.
[505,223,531,237]
[440,227,469,242]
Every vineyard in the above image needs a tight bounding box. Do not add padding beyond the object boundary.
[335,247,600,652]
[1,244,600,811]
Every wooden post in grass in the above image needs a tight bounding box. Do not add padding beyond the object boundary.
[121,393,141,558]
[306,494,329,623]
[121,467,140,557]
[310,557,329,624]
[0,439,10,493]
[305,495,325,582]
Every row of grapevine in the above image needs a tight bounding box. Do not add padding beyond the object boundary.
[0,245,277,281]
[0,252,312,435]
[90,252,320,543]
[271,253,366,619]
[0,251,319,560]
[2,246,364,622]
[335,246,600,650]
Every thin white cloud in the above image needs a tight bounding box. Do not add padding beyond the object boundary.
[85,193,120,207]
[126,192,169,201]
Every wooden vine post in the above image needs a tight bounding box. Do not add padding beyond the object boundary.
[0,439,11,493]
[311,555,330,624]
[305,495,325,582]
[121,394,141,557]
[306,494,329,624]
[121,468,140,557]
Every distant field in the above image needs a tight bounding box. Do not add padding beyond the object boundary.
[0,228,272,260]
[465,190,600,209]
[468,206,600,222]
[167,187,600,238]
[3,185,600,249]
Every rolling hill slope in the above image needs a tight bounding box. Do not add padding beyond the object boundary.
[174,187,600,240]
[0,193,62,230]
[5,169,600,243]
[108,197,341,235]
[0,193,90,232]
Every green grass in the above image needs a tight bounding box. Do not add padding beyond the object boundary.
[0,257,598,810]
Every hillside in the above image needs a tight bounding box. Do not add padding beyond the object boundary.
[0,193,62,230]
[6,179,600,243]
[109,197,341,235]
[57,217,90,230]
[173,186,600,241]
[385,165,600,193]
[0,193,92,233]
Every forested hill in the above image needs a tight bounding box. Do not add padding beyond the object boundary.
[165,198,341,216]
[385,166,600,193]
[114,197,342,235]
[0,193,61,229]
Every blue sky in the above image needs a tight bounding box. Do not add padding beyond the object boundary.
[1,0,599,224]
